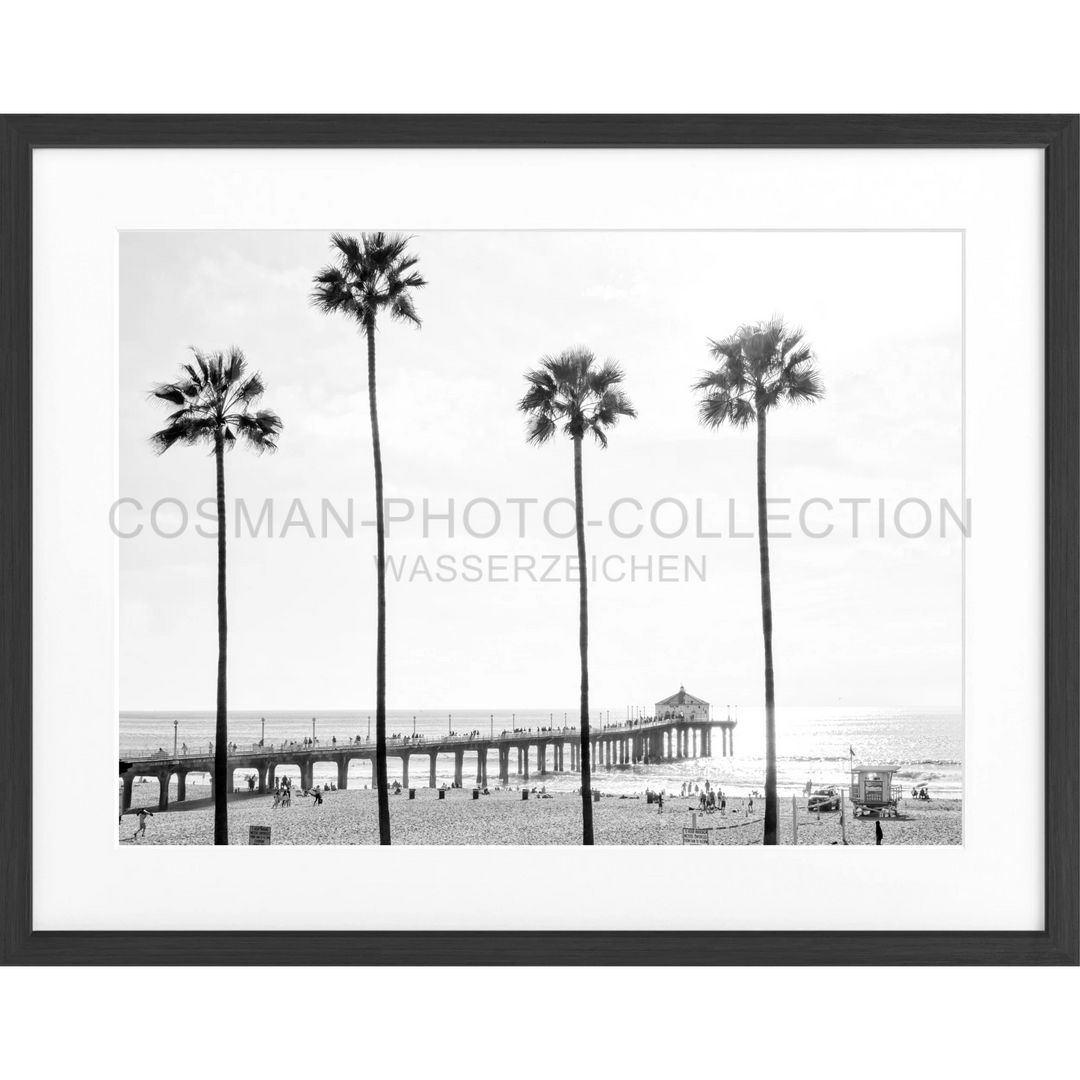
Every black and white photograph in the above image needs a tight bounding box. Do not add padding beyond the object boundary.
[117,228,965,848]
[6,113,1071,967]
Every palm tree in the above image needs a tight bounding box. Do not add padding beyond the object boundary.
[311,233,425,846]
[693,317,823,845]
[150,347,282,845]
[519,348,636,844]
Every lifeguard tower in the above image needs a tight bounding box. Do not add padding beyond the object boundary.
[849,765,903,818]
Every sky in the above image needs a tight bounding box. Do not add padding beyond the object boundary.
[118,230,963,712]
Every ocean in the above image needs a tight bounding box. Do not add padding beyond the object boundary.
[119,705,963,798]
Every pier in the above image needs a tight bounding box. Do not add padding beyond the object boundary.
[118,714,737,812]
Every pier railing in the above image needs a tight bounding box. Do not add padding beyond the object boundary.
[121,714,729,762]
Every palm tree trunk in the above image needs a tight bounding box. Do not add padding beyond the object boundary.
[573,435,594,845]
[367,319,391,846]
[755,405,778,845]
[214,432,228,845]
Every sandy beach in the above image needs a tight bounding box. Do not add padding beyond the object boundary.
[119,785,961,846]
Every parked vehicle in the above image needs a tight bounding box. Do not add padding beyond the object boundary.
[807,787,840,812]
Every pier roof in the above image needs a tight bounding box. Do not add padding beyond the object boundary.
[655,685,709,709]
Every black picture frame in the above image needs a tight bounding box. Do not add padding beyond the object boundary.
[1,114,1076,965]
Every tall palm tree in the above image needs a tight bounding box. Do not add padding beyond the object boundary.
[311,233,425,846]
[150,347,282,846]
[693,317,823,845]
[519,348,636,845]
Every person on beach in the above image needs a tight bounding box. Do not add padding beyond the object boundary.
[133,808,152,841]
[657,793,663,813]
[720,795,726,815]
[272,788,282,809]
[311,787,323,807]
[748,797,754,815]
[875,820,884,845]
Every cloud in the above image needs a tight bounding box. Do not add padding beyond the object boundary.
[584,277,646,301]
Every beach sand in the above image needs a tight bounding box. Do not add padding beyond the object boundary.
[118,786,961,845]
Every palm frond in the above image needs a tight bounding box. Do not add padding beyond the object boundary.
[389,292,422,327]
[192,349,211,385]
[150,383,188,407]
[525,413,557,446]
[367,232,412,272]
[232,371,265,406]
[587,415,610,448]
[148,425,189,454]
[328,232,365,274]
[783,342,815,372]
[698,391,756,430]
[780,328,806,360]
[759,381,784,411]
[706,335,742,364]
[591,388,637,428]
[586,359,626,396]
[223,346,247,386]
[782,362,825,405]
[234,409,283,454]
[149,414,217,454]
[518,381,554,415]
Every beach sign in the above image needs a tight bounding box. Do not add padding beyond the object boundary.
[682,827,710,845]
[248,825,272,845]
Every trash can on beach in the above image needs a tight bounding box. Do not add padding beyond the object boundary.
[438,788,446,800]
[522,789,529,801]
[593,789,601,803]
[472,788,480,800]
[409,788,416,800]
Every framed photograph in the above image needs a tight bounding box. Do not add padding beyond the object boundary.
[0,115,1075,964]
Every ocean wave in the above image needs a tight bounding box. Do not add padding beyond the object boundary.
[894,768,960,782]
[775,755,960,766]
